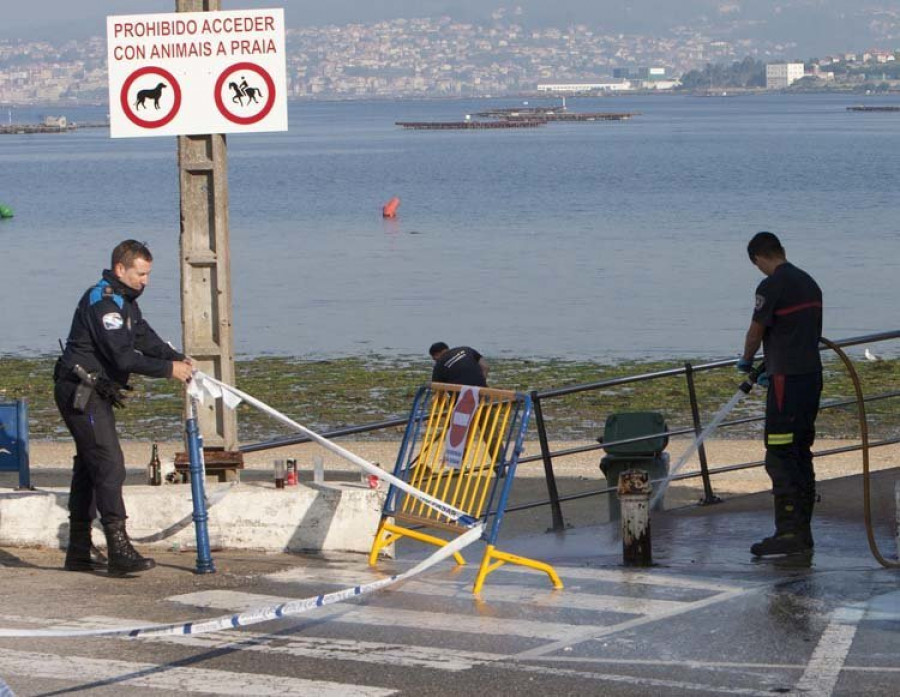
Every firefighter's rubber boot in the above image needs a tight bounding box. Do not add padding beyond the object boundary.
[751,497,812,557]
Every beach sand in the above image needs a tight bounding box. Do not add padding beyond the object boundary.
[24,437,897,503]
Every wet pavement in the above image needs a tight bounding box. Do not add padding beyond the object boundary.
[0,468,898,696]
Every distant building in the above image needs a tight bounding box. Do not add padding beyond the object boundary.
[42,115,66,128]
[766,63,805,89]
[537,79,631,94]
[613,66,666,80]
[638,78,680,90]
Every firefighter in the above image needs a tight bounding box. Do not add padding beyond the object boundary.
[738,232,823,556]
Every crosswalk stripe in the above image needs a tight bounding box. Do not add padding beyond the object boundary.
[792,606,864,696]
[266,560,743,594]
[0,647,395,696]
[515,585,751,659]
[168,590,612,641]
[70,616,496,672]
[268,568,691,615]
[499,564,745,592]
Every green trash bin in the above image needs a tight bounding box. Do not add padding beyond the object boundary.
[599,411,669,520]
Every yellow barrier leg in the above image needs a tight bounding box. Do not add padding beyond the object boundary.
[386,523,467,566]
[369,519,400,566]
[370,520,467,567]
[473,544,563,594]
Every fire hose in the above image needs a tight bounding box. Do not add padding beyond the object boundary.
[819,336,899,569]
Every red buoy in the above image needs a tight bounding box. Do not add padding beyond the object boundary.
[382,197,400,218]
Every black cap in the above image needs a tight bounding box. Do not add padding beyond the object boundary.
[428,341,449,357]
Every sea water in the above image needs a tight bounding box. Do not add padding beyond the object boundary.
[1,93,898,359]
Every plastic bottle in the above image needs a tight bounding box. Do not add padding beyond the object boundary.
[313,455,324,484]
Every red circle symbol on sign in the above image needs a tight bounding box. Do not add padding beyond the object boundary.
[120,67,182,129]
[214,62,277,125]
[448,390,477,448]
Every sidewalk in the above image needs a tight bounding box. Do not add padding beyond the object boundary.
[0,464,898,696]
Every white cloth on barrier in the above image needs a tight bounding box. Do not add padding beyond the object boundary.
[0,525,484,639]
[187,371,475,526]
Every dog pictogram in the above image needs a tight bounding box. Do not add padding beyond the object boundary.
[134,83,167,110]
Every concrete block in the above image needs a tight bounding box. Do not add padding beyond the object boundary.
[0,482,388,555]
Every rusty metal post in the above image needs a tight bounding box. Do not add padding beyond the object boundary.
[176,0,237,450]
[619,469,652,567]
[895,481,900,561]
[531,391,566,532]
[684,362,720,505]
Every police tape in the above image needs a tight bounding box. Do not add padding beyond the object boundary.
[0,524,484,639]
[187,371,477,527]
[131,483,236,544]
[135,370,469,543]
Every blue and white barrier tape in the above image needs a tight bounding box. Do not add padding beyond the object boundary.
[188,371,476,527]
[131,483,235,544]
[0,525,483,639]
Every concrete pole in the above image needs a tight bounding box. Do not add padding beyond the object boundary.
[618,469,653,567]
[176,0,237,450]
[895,481,899,561]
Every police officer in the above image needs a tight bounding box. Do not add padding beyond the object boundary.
[54,240,193,575]
[428,342,489,387]
[738,232,822,557]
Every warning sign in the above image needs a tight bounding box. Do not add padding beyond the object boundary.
[120,66,182,129]
[214,62,276,124]
[107,9,287,138]
[444,387,480,469]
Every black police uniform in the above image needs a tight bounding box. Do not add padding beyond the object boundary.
[54,269,184,527]
[753,262,823,544]
[431,346,487,387]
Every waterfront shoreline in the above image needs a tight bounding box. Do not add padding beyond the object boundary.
[3,354,898,443]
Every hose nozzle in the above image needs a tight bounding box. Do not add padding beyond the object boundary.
[739,363,766,394]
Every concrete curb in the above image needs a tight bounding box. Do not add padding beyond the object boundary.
[0,482,388,555]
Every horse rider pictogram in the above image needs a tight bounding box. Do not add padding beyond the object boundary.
[228,76,265,107]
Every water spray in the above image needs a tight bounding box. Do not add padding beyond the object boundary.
[649,363,765,510]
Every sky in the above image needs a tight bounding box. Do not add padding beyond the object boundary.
[0,1,783,37]
[0,2,889,57]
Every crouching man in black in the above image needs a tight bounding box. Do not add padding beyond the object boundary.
[54,240,193,575]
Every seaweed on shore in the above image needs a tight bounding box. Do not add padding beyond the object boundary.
[1,355,896,443]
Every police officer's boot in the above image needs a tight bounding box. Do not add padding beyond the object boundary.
[64,520,106,572]
[103,520,155,576]
[750,496,811,557]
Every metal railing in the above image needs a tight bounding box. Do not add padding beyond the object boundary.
[239,329,900,532]
[528,329,900,530]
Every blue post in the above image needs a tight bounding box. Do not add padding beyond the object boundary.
[0,400,32,490]
[186,407,215,574]
[16,400,30,490]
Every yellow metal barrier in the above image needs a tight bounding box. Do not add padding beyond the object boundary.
[369,383,562,594]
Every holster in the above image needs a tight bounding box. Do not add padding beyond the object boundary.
[71,364,97,413]
[72,381,94,412]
